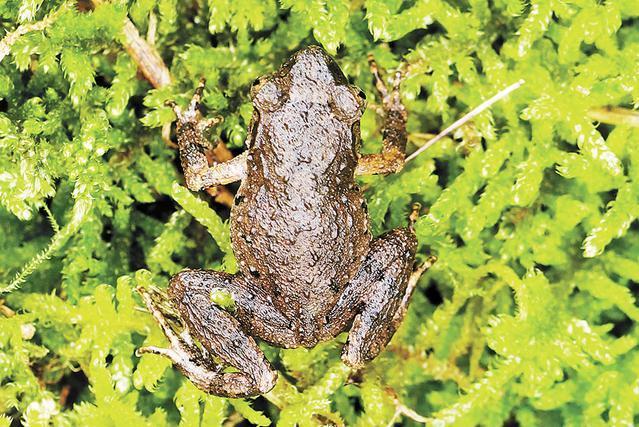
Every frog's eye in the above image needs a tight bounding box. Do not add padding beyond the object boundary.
[330,85,365,122]
[251,79,286,112]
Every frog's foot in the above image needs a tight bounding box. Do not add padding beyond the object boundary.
[137,283,274,397]
[140,270,279,397]
[323,226,431,368]
[355,56,407,176]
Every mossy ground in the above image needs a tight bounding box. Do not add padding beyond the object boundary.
[2,1,639,426]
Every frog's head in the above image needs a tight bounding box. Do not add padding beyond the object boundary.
[250,45,366,123]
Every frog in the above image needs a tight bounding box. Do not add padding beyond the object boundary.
[137,45,434,398]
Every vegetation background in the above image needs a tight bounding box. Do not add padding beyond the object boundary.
[2,0,639,425]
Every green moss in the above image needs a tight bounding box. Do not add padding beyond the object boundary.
[2,0,639,425]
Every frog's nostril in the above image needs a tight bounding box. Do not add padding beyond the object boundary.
[252,78,261,87]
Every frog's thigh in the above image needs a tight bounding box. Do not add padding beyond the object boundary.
[330,228,417,368]
[168,269,279,397]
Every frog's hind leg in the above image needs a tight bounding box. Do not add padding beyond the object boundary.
[323,225,433,368]
[138,269,278,397]
[355,56,408,176]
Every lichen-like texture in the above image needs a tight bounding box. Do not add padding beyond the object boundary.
[2,0,639,426]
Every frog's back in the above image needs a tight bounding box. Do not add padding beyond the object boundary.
[230,46,371,335]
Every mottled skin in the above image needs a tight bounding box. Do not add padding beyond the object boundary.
[138,46,432,398]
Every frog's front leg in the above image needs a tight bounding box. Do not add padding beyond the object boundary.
[138,270,289,397]
[355,56,407,176]
[171,79,248,191]
[323,226,433,368]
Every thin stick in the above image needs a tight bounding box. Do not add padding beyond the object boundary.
[385,389,432,427]
[588,106,639,127]
[122,18,172,88]
[88,0,171,87]
[404,80,525,163]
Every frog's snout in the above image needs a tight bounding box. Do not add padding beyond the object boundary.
[289,45,348,87]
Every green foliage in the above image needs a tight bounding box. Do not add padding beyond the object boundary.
[2,0,639,425]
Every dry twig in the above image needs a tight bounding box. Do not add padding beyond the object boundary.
[588,106,639,127]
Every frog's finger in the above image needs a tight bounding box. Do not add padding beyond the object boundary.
[186,77,206,115]
[408,202,421,230]
[367,53,388,98]
[164,99,182,117]
[197,116,223,134]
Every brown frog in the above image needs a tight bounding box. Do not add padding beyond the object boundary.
[137,46,433,398]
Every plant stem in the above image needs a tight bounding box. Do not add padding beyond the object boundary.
[588,107,639,127]
[405,80,525,163]
[0,3,70,63]
[121,18,172,88]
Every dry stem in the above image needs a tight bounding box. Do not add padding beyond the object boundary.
[588,106,639,127]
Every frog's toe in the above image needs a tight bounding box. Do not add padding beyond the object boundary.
[162,347,277,398]
[181,78,206,120]
[138,287,180,344]
[136,345,176,359]
[257,368,278,394]
[164,99,183,119]
[197,115,223,133]
[191,370,276,398]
